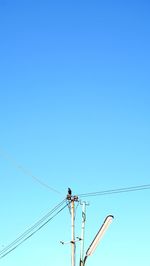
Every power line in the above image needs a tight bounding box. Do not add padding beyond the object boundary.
[0,199,66,259]
[78,183,150,198]
[0,147,61,195]
[1,183,150,260]
[0,204,67,260]
[0,199,66,256]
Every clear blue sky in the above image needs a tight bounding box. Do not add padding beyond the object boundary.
[0,0,150,265]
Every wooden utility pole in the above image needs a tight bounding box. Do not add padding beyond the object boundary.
[71,198,75,266]
[67,188,78,266]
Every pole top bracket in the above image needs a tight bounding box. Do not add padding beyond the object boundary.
[66,187,78,201]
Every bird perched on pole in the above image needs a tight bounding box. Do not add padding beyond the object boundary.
[67,187,72,200]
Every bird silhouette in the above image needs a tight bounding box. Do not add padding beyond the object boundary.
[68,187,72,196]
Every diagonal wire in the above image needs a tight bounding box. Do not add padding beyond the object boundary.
[78,184,150,198]
[0,203,68,260]
[0,147,61,194]
[0,199,66,257]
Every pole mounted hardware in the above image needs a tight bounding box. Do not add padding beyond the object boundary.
[60,238,82,245]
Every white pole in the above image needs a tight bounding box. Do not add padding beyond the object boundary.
[71,199,75,266]
[80,202,86,265]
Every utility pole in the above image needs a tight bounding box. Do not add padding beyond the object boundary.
[67,188,78,266]
[63,189,114,266]
[71,197,75,266]
[80,201,88,266]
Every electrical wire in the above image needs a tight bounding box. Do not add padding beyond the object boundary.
[0,199,66,256]
[1,182,149,259]
[78,183,150,198]
[0,199,66,259]
[0,203,67,260]
[0,147,61,194]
